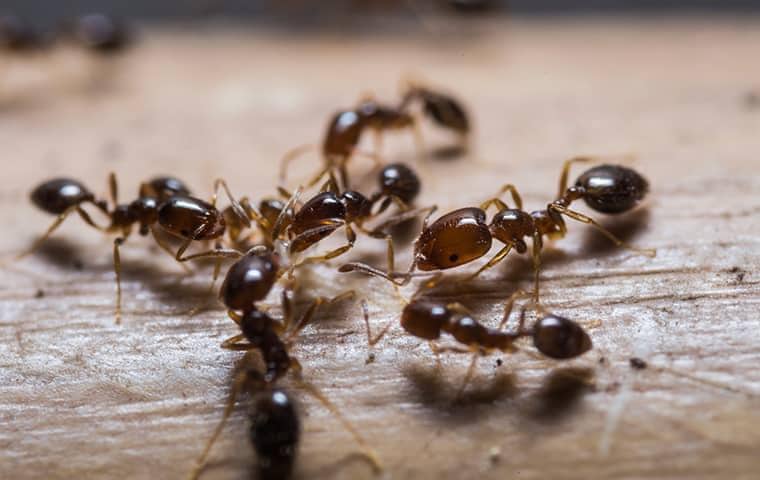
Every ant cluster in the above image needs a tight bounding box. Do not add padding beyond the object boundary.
[15,78,654,478]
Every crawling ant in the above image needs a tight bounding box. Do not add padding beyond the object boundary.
[399,79,470,152]
[362,289,592,395]
[250,387,301,480]
[280,95,423,190]
[18,174,249,322]
[66,13,131,53]
[0,15,48,51]
[187,248,381,479]
[341,158,655,301]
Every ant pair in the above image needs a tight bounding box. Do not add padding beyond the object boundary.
[18,174,251,323]
[361,288,593,396]
[187,247,381,480]
[280,79,469,190]
[226,162,429,279]
[341,158,656,302]
[0,13,130,53]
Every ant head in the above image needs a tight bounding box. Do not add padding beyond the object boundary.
[415,207,492,271]
[378,163,421,205]
[575,164,649,214]
[401,299,451,340]
[533,314,592,359]
[489,209,534,247]
[340,190,372,223]
[220,252,280,311]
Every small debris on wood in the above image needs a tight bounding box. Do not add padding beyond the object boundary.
[629,357,647,370]
[488,446,501,465]
[365,353,376,365]
[34,289,45,299]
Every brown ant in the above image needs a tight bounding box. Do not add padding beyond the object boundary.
[187,248,381,479]
[340,158,655,301]
[279,95,423,190]
[0,15,49,51]
[399,79,470,152]
[18,174,249,323]
[67,13,131,53]
[361,289,592,395]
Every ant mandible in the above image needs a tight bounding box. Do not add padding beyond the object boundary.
[340,157,655,301]
[187,248,381,480]
[279,94,423,190]
[18,173,250,323]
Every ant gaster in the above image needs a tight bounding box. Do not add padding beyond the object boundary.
[340,158,655,301]
[399,79,470,151]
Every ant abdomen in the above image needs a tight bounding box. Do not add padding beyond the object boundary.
[421,91,469,135]
[532,314,592,359]
[250,389,300,480]
[31,178,96,215]
[415,207,492,270]
[575,164,649,214]
[157,195,226,240]
[220,253,280,311]
[323,110,363,158]
[289,192,346,252]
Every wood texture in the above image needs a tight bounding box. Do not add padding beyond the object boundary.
[1,18,759,480]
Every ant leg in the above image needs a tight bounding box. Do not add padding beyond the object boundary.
[187,351,257,480]
[212,178,250,228]
[108,172,118,206]
[455,354,479,401]
[292,376,382,473]
[271,186,302,241]
[557,157,592,199]
[305,166,331,190]
[112,236,128,325]
[293,224,355,267]
[498,289,532,330]
[549,204,656,257]
[373,130,384,159]
[531,231,543,303]
[338,163,350,191]
[174,226,244,263]
[148,227,192,274]
[361,299,392,347]
[283,290,354,343]
[467,243,514,281]
[480,183,523,211]
[279,143,317,184]
[221,333,247,350]
[227,309,242,326]
[410,119,427,162]
[16,206,98,260]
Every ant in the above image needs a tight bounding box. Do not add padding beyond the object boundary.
[361,289,592,396]
[250,386,301,480]
[18,174,250,323]
[65,13,131,53]
[0,15,48,51]
[227,164,429,275]
[187,248,381,480]
[340,158,656,301]
[279,95,423,190]
[399,79,470,152]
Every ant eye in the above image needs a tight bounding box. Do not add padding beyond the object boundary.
[449,254,459,262]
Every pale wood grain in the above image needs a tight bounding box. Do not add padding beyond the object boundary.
[1,17,759,480]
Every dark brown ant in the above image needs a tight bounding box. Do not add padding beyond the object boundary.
[279,96,422,190]
[362,290,592,395]
[187,249,381,480]
[18,174,249,323]
[0,15,48,51]
[341,158,655,300]
[400,79,470,151]
[67,13,131,53]
[249,387,301,480]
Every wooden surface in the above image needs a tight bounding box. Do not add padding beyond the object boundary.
[1,17,759,480]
